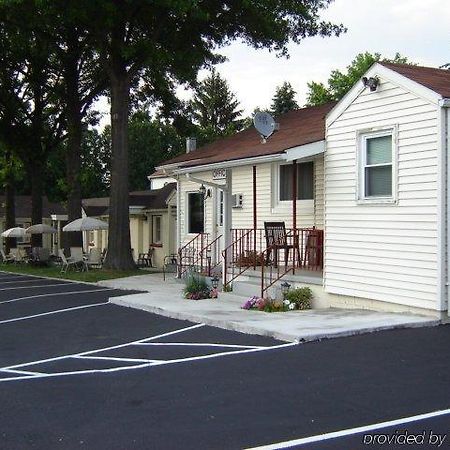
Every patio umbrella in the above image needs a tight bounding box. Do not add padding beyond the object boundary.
[26,224,57,234]
[63,217,109,232]
[1,227,26,238]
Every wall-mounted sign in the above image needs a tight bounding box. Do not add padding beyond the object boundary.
[212,168,227,180]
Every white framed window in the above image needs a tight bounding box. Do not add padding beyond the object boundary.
[186,192,204,233]
[278,161,314,202]
[357,128,397,203]
[152,215,162,244]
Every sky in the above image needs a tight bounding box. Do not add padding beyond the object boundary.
[97,0,449,127]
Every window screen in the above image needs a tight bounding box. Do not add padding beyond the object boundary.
[280,162,314,201]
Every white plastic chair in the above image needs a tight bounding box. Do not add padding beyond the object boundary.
[59,249,82,273]
[0,249,14,263]
[83,248,102,271]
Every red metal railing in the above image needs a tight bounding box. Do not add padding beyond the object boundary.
[260,228,323,298]
[177,233,208,278]
[200,234,222,277]
[222,229,254,288]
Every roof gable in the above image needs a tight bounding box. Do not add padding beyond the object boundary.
[327,62,446,127]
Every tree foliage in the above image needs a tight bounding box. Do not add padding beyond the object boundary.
[270,82,299,116]
[306,52,410,106]
[190,70,243,138]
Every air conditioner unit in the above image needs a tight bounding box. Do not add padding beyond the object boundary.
[232,194,243,208]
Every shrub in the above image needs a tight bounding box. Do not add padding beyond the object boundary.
[184,274,211,300]
[241,287,313,312]
[284,287,313,310]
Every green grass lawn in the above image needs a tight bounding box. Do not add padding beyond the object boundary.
[0,263,144,283]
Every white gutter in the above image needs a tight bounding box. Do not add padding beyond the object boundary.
[285,140,325,161]
[172,153,284,175]
[439,98,450,314]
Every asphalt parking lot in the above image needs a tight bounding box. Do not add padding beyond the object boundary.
[0,271,449,450]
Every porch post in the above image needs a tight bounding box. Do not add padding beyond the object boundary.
[222,170,232,285]
[176,175,181,251]
[292,159,297,274]
[253,165,257,269]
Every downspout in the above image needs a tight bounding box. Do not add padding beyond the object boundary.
[440,99,450,316]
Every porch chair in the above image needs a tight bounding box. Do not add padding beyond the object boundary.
[303,228,323,269]
[83,248,103,271]
[137,248,154,268]
[264,221,298,268]
[0,249,14,263]
[59,249,82,273]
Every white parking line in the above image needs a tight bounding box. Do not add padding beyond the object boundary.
[0,323,206,373]
[0,283,72,291]
[0,288,115,305]
[135,342,264,349]
[149,342,297,367]
[244,408,450,449]
[76,356,161,363]
[0,302,109,324]
[0,323,296,383]
[1,368,43,376]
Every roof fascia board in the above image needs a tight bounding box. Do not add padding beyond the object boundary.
[327,63,442,127]
[285,140,325,162]
[173,153,284,175]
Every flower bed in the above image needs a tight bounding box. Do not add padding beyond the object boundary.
[184,274,217,300]
[241,287,312,312]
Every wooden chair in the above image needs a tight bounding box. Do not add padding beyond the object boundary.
[303,229,323,269]
[137,248,154,268]
[264,222,297,268]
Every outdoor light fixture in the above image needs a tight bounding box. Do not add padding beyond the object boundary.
[362,76,379,92]
[281,281,291,296]
[199,184,211,199]
[211,275,220,290]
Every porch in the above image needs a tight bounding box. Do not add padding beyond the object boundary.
[177,226,323,299]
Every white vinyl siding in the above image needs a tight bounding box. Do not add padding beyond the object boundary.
[325,79,440,310]
[178,158,324,247]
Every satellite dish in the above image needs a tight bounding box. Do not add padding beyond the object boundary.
[253,111,276,140]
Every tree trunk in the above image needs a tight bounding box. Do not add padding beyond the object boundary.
[64,33,84,249]
[66,106,83,249]
[29,159,43,248]
[103,74,135,270]
[4,152,16,252]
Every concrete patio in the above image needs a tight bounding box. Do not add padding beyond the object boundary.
[98,273,440,342]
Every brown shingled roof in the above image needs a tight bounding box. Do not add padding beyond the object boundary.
[82,183,176,216]
[160,102,336,169]
[0,195,65,219]
[380,62,450,98]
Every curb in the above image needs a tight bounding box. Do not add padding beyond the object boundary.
[110,295,441,343]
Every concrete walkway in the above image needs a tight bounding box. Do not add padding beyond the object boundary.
[99,273,440,342]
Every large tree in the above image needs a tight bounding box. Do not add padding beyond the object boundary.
[306,52,410,106]
[72,0,345,269]
[0,2,65,246]
[270,81,299,116]
[190,69,243,138]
